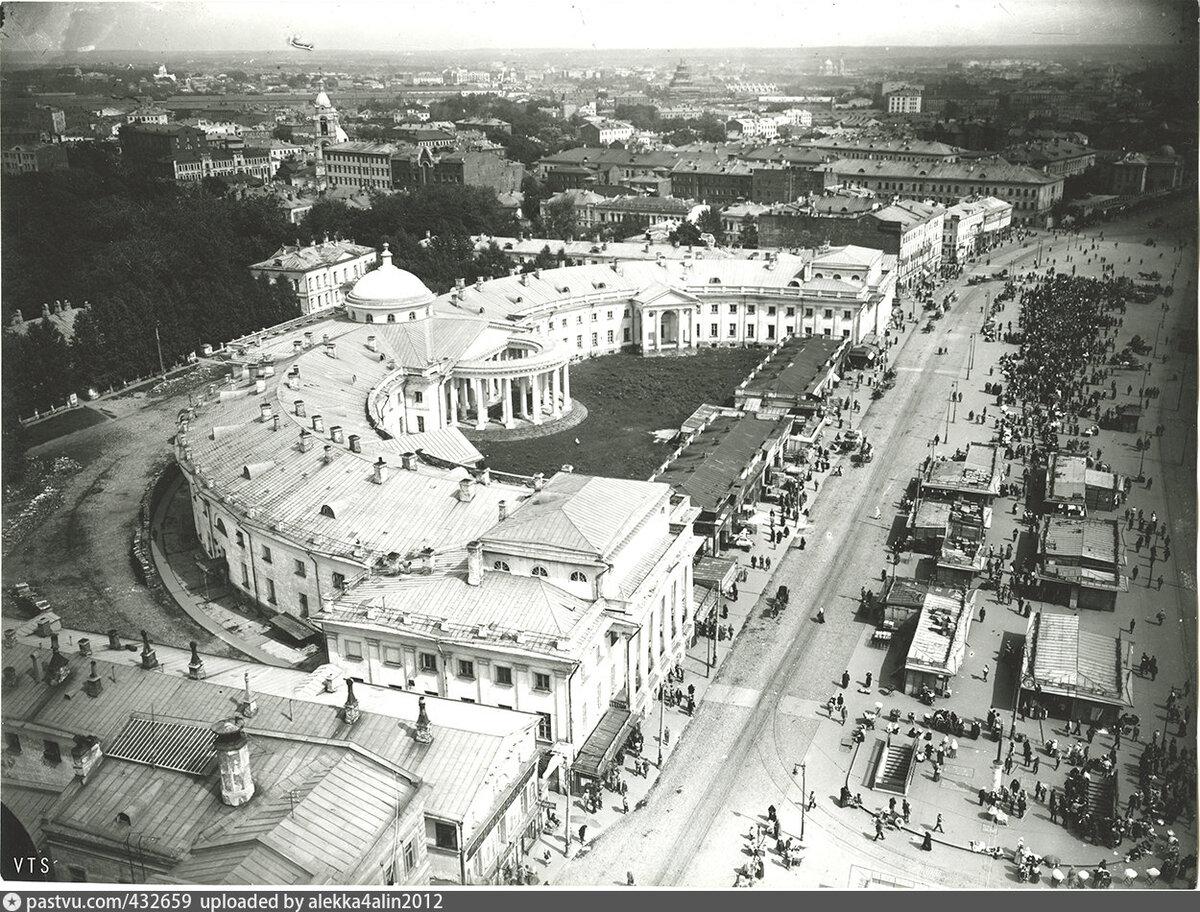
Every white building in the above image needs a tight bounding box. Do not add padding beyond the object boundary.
[942,196,1013,263]
[249,238,378,313]
[323,141,398,191]
[885,88,923,114]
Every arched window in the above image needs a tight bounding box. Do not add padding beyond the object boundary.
[814,273,824,279]
[493,560,510,571]
[851,274,861,282]
[215,518,228,536]
[788,280,800,287]
[833,274,842,280]
[408,311,417,320]
[531,565,548,577]
[387,313,396,323]
[708,277,721,284]
[365,313,374,323]
[320,504,336,518]
[570,571,588,583]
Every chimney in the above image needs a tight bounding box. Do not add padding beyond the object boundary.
[474,276,484,291]
[304,331,314,347]
[478,468,491,485]
[330,425,345,444]
[254,379,266,394]
[46,634,70,685]
[372,457,389,484]
[237,672,258,718]
[401,451,418,471]
[455,277,466,290]
[342,678,361,724]
[272,415,281,432]
[366,335,378,352]
[293,339,303,353]
[213,718,255,807]
[82,661,103,698]
[107,629,121,650]
[140,630,158,670]
[71,734,103,783]
[498,500,508,522]
[311,414,324,433]
[259,402,273,422]
[322,444,334,465]
[414,696,433,744]
[299,430,313,452]
[532,472,545,491]
[466,540,483,586]
[348,434,362,453]
[78,637,92,657]
[188,641,205,679]
[456,478,474,502]
[29,653,42,684]
[294,399,306,417]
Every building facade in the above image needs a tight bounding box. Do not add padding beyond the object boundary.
[250,239,378,314]
[324,141,398,191]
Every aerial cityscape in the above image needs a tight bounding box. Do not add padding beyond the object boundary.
[0,0,1196,894]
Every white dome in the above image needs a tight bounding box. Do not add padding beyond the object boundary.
[347,247,436,316]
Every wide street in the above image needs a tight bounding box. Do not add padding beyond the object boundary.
[556,199,1197,888]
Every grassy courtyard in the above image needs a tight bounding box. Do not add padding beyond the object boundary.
[477,347,767,480]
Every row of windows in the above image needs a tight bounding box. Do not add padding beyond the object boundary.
[341,641,555,692]
[493,559,588,583]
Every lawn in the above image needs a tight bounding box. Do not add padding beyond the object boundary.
[19,406,109,449]
[477,348,767,480]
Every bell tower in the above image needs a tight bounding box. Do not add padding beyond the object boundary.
[312,78,340,191]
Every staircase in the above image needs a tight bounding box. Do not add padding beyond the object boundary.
[869,740,916,795]
[1085,773,1119,818]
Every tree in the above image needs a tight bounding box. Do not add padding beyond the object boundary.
[600,215,645,241]
[696,207,726,245]
[669,220,704,247]
[740,220,760,249]
[542,197,579,241]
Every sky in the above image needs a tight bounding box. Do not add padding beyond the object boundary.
[0,0,1190,54]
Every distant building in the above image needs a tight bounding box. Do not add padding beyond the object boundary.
[2,142,69,176]
[249,238,377,314]
[720,201,771,242]
[391,147,525,196]
[943,196,1012,262]
[324,141,399,191]
[884,87,923,114]
[1002,140,1096,178]
[669,158,754,206]
[579,119,635,147]
[162,148,271,184]
[455,117,512,135]
[1108,148,1184,196]
[119,122,208,166]
[125,104,170,125]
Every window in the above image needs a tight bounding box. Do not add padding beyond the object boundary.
[570,571,588,582]
[43,739,61,765]
[575,315,582,324]
[728,323,736,336]
[344,640,364,662]
[767,325,776,340]
[842,310,851,320]
[536,712,553,740]
[403,840,416,874]
[591,333,598,346]
[824,309,833,319]
[531,565,548,577]
[710,304,718,314]
[804,307,813,317]
[5,732,20,754]
[383,645,403,666]
[746,325,755,339]
[332,572,346,590]
[298,593,309,616]
[412,390,424,405]
[236,531,245,548]
[606,310,613,320]
[265,578,276,604]
[241,564,250,588]
[495,665,513,686]
[728,304,738,314]
[261,545,272,564]
[576,335,583,349]
[607,330,614,344]
[747,305,756,315]
[419,652,437,673]
[591,312,597,322]
[623,327,631,342]
[457,659,475,679]
[416,416,425,433]
[294,559,306,577]
[493,560,510,571]
[434,822,459,851]
[534,672,552,692]
[215,518,227,536]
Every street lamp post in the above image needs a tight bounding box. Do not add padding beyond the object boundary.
[800,762,807,840]
[657,684,665,767]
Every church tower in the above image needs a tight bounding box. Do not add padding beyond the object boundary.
[312,78,341,191]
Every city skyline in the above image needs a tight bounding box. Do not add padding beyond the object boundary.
[0,0,1191,56]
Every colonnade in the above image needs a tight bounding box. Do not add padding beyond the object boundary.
[446,363,571,431]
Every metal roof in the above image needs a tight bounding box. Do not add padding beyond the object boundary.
[1023,611,1132,707]
[107,716,216,776]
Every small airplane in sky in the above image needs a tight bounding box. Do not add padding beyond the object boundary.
[288,36,315,51]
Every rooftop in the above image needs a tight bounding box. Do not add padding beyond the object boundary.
[251,240,375,273]
[1023,611,1132,707]
[831,157,1061,185]
[739,336,846,401]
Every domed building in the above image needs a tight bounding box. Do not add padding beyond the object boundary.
[345,244,437,323]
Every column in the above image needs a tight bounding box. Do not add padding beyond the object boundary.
[551,367,562,418]
[655,313,662,352]
[473,378,487,430]
[562,364,572,409]
[519,377,531,419]
[502,377,515,428]
[448,379,458,426]
[530,373,543,426]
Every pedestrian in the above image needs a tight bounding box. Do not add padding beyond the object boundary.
[865,671,873,688]
[982,664,989,682]
[921,831,933,851]
[626,871,635,886]
[1158,575,1164,590]
[902,799,911,823]
[874,816,885,841]
[808,791,817,811]
[1129,618,1136,635]
[1032,755,1040,774]
[622,794,629,814]
[1049,790,1058,824]
[842,670,850,689]
[933,813,944,833]
[1150,656,1158,680]
[578,824,588,846]
[840,704,848,726]
[979,606,986,623]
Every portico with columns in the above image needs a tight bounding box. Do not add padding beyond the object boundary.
[634,284,701,355]
[448,351,572,432]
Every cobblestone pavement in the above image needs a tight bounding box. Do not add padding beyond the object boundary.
[553,199,1197,889]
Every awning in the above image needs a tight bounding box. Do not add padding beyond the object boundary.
[267,611,321,643]
[572,705,635,780]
